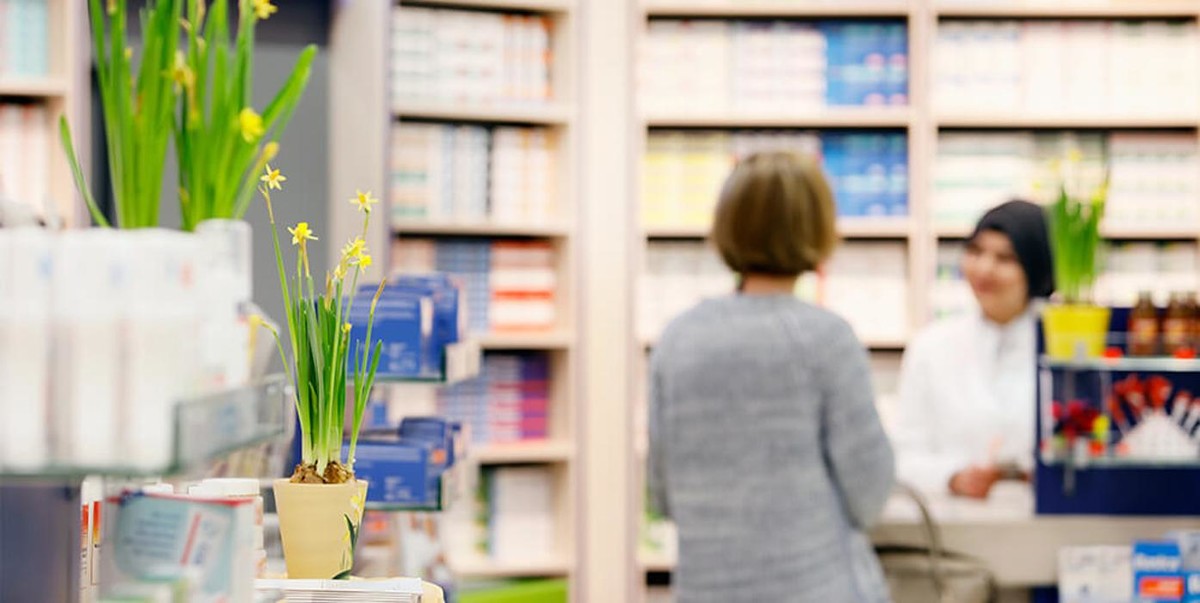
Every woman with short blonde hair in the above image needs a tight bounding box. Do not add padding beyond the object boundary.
[649,151,896,602]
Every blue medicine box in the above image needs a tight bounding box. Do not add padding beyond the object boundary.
[348,284,433,379]
[1133,540,1184,603]
[392,274,464,348]
[349,276,464,380]
[399,417,455,470]
[346,439,437,507]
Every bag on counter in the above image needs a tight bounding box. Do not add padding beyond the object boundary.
[876,482,997,603]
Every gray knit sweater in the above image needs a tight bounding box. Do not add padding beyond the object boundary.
[648,294,896,602]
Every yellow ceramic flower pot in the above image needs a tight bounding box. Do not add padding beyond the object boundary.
[1042,304,1111,360]
[273,478,368,579]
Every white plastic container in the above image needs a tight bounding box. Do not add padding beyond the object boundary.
[0,228,53,470]
[53,230,123,467]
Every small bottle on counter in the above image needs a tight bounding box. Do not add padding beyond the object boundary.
[1129,291,1160,356]
[1163,292,1194,356]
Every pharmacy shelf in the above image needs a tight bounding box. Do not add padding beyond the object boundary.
[0,376,290,479]
[1040,355,1200,374]
[392,220,573,238]
[479,330,574,350]
[403,0,572,12]
[473,440,574,464]
[936,113,1200,130]
[645,218,911,240]
[642,0,910,17]
[393,101,573,125]
[449,555,574,578]
[937,224,1200,241]
[1039,455,1200,468]
[935,1,1200,18]
[0,77,68,98]
[643,108,912,129]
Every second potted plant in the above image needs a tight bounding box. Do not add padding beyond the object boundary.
[1043,154,1109,360]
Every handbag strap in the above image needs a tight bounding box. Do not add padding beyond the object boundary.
[893,481,949,600]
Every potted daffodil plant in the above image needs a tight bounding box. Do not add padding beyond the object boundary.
[1043,149,1110,360]
[253,162,386,579]
[59,0,315,231]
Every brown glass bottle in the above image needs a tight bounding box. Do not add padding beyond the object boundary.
[1128,291,1160,356]
[1163,292,1193,355]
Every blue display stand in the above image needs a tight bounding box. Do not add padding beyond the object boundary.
[1034,307,1200,516]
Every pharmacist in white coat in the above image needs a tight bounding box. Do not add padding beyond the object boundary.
[894,200,1055,499]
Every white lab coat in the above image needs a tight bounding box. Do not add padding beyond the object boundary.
[893,306,1039,494]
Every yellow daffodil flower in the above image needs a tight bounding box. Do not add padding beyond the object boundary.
[288,222,317,246]
[343,322,352,334]
[169,52,196,92]
[341,237,366,260]
[263,141,279,162]
[261,164,286,190]
[239,108,265,143]
[252,0,278,20]
[350,189,379,214]
[356,254,373,270]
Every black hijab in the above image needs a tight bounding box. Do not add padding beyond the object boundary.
[969,200,1055,299]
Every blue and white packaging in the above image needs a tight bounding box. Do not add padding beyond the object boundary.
[1167,531,1200,603]
[349,275,465,380]
[1133,540,1185,603]
[346,439,437,507]
[399,416,455,470]
[391,273,465,357]
[347,284,434,379]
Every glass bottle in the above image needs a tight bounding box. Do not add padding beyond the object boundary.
[1128,291,1160,356]
[1163,292,1192,355]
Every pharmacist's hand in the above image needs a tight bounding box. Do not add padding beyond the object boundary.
[949,466,1002,499]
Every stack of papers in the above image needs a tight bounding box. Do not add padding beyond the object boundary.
[255,578,424,602]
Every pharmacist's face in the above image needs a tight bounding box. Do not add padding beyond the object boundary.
[963,230,1029,323]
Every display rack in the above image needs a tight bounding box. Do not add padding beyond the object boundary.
[0,377,293,603]
[330,0,581,594]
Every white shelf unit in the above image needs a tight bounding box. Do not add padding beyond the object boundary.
[642,1,912,18]
[405,0,574,13]
[391,220,574,238]
[0,1,89,227]
[642,108,913,129]
[936,113,1200,130]
[934,1,1200,18]
[390,101,574,125]
[0,76,68,97]
[474,439,574,464]
[628,0,1200,590]
[330,0,581,597]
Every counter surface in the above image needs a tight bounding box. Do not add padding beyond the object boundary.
[871,483,1200,587]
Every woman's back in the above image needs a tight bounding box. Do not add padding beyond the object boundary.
[649,294,895,602]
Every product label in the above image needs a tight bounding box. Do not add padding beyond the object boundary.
[1140,576,1185,598]
[1134,541,1184,603]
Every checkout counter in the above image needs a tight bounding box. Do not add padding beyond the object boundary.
[873,482,1200,598]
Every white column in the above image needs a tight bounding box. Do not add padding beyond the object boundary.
[578,0,636,600]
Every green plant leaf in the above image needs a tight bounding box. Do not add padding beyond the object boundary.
[58,117,110,227]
